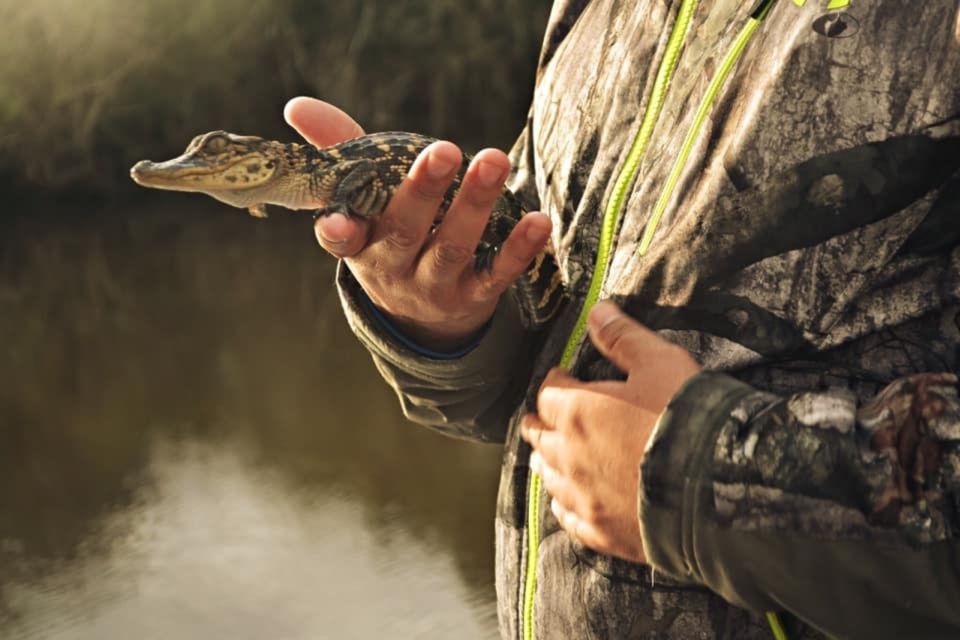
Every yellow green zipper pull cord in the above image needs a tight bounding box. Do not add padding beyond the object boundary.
[637,0,793,636]
[523,0,794,638]
[793,0,850,8]
[637,0,777,256]
[559,0,700,368]
[521,1,700,638]
[767,611,791,640]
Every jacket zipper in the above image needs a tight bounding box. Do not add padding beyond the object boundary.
[638,0,779,256]
[522,0,700,637]
[521,0,781,638]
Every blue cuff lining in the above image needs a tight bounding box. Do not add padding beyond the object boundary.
[358,289,486,360]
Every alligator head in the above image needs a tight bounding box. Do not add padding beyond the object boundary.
[130,131,323,217]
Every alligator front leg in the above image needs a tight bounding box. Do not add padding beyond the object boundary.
[247,203,269,218]
[312,160,394,222]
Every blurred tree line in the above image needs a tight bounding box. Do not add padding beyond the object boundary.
[1,2,551,617]
[0,0,549,193]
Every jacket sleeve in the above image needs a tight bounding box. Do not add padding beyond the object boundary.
[335,263,537,443]
[331,120,544,444]
[638,370,960,639]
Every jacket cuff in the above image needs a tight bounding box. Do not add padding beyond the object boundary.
[336,261,530,386]
[638,371,755,583]
[355,287,488,360]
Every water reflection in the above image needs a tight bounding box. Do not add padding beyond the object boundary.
[0,198,501,639]
[5,437,495,639]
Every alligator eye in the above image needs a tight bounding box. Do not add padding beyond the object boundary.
[204,135,228,153]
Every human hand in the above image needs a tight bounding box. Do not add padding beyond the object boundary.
[284,97,553,351]
[520,301,701,563]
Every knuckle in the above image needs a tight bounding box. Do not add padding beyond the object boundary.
[461,184,499,209]
[567,409,587,437]
[599,318,630,353]
[569,464,589,486]
[410,182,447,203]
[475,272,509,299]
[585,499,606,523]
[433,243,473,269]
[381,218,422,251]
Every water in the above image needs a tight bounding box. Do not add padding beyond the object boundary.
[0,197,502,639]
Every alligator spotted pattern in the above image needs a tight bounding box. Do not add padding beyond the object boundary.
[131,130,564,328]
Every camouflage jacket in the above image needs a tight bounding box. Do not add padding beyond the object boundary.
[337,1,960,638]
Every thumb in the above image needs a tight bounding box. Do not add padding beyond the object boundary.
[586,301,658,374]
[284,97,365,148]
[314,212,370,258]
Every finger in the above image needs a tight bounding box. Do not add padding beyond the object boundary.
[520,414,563,467]
[530,451,578,508]
[284,97,365,148]
[535,368,582,428]
[542,366,577,387]
[551,497,574,531]
[586,301,661,375]
[552,499,611,552]
[550,498,576,529]
[423,148,511,283]
[314,212,370,258]
[472,212,552,300]
[368,141,462,273]
[551,498,582,538]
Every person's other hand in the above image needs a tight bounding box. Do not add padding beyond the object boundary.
[284,97,552,350]
[520,302,701,563]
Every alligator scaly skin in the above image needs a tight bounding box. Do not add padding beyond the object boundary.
[131,130,564,328]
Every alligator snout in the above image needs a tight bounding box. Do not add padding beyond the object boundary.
[129,160,153,185]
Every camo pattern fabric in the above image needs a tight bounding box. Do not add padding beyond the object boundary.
[716,357,960,550]
[492,0,960,637]
[335,0,960,637]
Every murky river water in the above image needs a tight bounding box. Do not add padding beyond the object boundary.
[0,197,502,639]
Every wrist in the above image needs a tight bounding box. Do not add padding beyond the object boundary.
[356,287,493,358]
[384,311,492,352]
[361,287,496,353]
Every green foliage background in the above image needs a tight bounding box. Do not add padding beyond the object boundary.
[0,0,549,192]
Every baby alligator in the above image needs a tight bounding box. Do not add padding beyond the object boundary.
[131,130,562,329]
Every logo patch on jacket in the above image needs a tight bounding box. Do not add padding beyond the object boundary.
[812,11,860,38]
[792,1,861,38]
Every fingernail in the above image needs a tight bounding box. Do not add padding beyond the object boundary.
[316,214,347,245]
[477,161,506,188]
[427,147,458,179]
[320,235,346,246]
[589,301,620,331]
[529,451,543,474]
[550,497,566,520]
